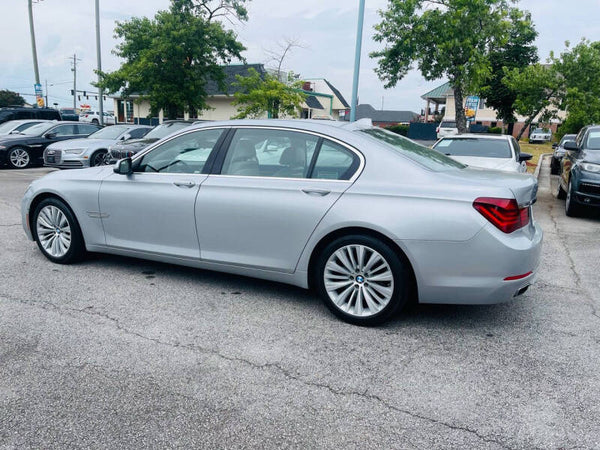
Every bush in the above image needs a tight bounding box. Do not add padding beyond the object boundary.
[385,124,409,136]
[488,126,502,134]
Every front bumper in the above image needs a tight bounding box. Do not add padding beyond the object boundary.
[573,174,600,207]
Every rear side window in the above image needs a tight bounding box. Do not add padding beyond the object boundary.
[310,140,358,180]
[434,138,512,158]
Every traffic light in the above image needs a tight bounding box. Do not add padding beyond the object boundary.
[70,89,74,95]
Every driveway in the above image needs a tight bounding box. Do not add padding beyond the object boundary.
[0,162,599,449]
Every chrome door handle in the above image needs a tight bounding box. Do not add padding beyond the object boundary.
[301,188,331,196]
[173,181,196,188]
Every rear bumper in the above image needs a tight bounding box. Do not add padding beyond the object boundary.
[400,220,543,305]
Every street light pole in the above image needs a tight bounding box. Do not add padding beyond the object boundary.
[350,0,366,122]
[95,0,104,125]
[28,0,41,107]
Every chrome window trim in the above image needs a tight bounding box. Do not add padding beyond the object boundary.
[131,125,365,182]
[207,174,353,184]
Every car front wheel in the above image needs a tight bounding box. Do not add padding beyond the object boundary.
[33,198,85,264]
[7,147,31,169]
[90,150,108,167]
[565,179,581,217]
[315,235,410,326]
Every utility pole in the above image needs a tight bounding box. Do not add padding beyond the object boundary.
[27,0,40,85]
[95,0,104,125]
[45,79,48,107]
[70,54,81,109]
[350,0,366,122]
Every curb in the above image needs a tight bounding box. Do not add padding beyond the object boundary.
[534,153,552,179]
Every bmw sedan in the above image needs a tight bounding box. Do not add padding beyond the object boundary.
[21,119,543,325]
[44,124,152,168]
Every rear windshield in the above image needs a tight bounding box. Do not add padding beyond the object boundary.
[559,134,576,146]
[360,128,465,171]
[440,122,456,128]
[434,138,512,158]
[61,109,76,114]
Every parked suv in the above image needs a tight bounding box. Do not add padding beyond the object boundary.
[557,125,600,216]
[0,107,61,125]
[436,119,459,139]
[529,127,552,144]
[80,110,116,125]
[550,134,577,174]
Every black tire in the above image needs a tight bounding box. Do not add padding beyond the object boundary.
[565,179,581,217]
[556,178,567,200]
[7,147,31,169]
[315,235,410,326]
[92,119,99,125]
[32,197,86,264]
[90,150,108,167]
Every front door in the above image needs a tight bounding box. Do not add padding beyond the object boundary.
[196,127,361,272]
[99,127,226,258]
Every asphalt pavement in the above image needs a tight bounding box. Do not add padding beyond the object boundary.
[0,162,599,449]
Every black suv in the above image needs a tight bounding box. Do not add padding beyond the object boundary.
[557,125,600,216]
[0,107,62,125]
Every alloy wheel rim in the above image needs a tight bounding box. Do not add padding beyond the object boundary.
[92,152,106,166]
[10,149,29,168]
[324,244,394,317]
[36,205,71,258]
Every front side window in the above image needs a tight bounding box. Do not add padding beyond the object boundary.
[53,124,78,136]
[221,128,319,178]
[137,128,224,174]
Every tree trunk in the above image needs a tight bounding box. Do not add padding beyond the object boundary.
[507,122,515,137]
[516,113,539,141]
[453,85,467,133]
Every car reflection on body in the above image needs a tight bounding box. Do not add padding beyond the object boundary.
[551,134,577,175]
[21,119,542,325]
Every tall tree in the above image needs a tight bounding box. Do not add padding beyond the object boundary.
[0,89,26,107]
[371,0,516,133]
[232,68,306,119]
[478,8,538,136]
[98,1,245,119]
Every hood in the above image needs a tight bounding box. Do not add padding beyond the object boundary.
[111,137,159,150]
[47,138,117,150]
[0,134,32,144]
[450,156,519,172]
[442,166,538,207]
[34,166,112,185]
[582,150,600,165]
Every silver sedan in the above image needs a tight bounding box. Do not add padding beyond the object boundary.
[21,119,543,325]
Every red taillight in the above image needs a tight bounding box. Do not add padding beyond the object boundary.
[473,197,530,234]
[504,271,533,281]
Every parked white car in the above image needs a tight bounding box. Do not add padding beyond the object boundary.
[80,111,116,125]
[436,119,459,139]
[529,127,552,144]
[433,134,532,173]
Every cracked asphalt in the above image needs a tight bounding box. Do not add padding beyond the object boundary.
[1,161,599,449]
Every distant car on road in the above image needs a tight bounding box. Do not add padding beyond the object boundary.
[556,125,600,216]
[0,121,100,169]
[0,119,51,136]
[79,111,116,125]
[551,134,577,175]
[529,127,552,144]
[44,124,153,169]
[59,108,79,121]
[0,107,61,125]
[436,119,459,139]
[432,134,532,173]
[108,120,196,162]
[21,119,542,326]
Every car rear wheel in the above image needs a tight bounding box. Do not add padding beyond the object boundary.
[7,147,31,169]
[33,198,85,264]
[90,150,108,167]
[565,179,581,217]
[92,119,99,125]
[315,235,409,326]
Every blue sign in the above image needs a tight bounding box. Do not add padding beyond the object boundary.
[465,95,480,124]
[34,83,43,96]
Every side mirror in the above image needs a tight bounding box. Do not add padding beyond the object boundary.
[45,132,57,139]
[552,143,558,149]
[563,141,579,151]
[519,152,533,162]
[114,157,132,175]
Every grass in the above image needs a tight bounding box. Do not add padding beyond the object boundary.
[518,140,554,173]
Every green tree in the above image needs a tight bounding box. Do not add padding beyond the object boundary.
[478,9,538,136]
[98,0,245,119]
[0,89,26,107]
[232,68,306,119]
[371,0,517,133]
[553,40,600,136]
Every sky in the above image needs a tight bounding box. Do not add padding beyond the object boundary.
[1,0,599,113]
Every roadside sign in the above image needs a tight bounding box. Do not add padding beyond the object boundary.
[464,95,480,124]
[34,83,44,107]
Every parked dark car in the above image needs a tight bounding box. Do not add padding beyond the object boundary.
[557,125,600,216]
[59,108,79,121]
[0,107,61,125]
[550,134,577,175]
[0,121,100,169]
[108,120,196,161]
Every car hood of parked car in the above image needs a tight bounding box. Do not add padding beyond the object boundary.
[47,138,119,150]
[582,150,600,165]
[0,134,40,145]
[447,155,520,172]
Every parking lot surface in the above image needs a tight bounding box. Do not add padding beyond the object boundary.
[1,162,599,449]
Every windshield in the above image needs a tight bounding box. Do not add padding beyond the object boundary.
[21,122,55,136]
[434,138,512,159]
[587,130,600,150]
[0,121,21,134]
[533,128,549,133]
[144,122,191,139]
[87,125,130,140]
[360,128,465,171]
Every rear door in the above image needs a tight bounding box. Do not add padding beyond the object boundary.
[195,127,362,272]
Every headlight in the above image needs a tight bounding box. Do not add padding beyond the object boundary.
[64,148,86,155]
[581,162,600,173]
[0,145,6,150]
